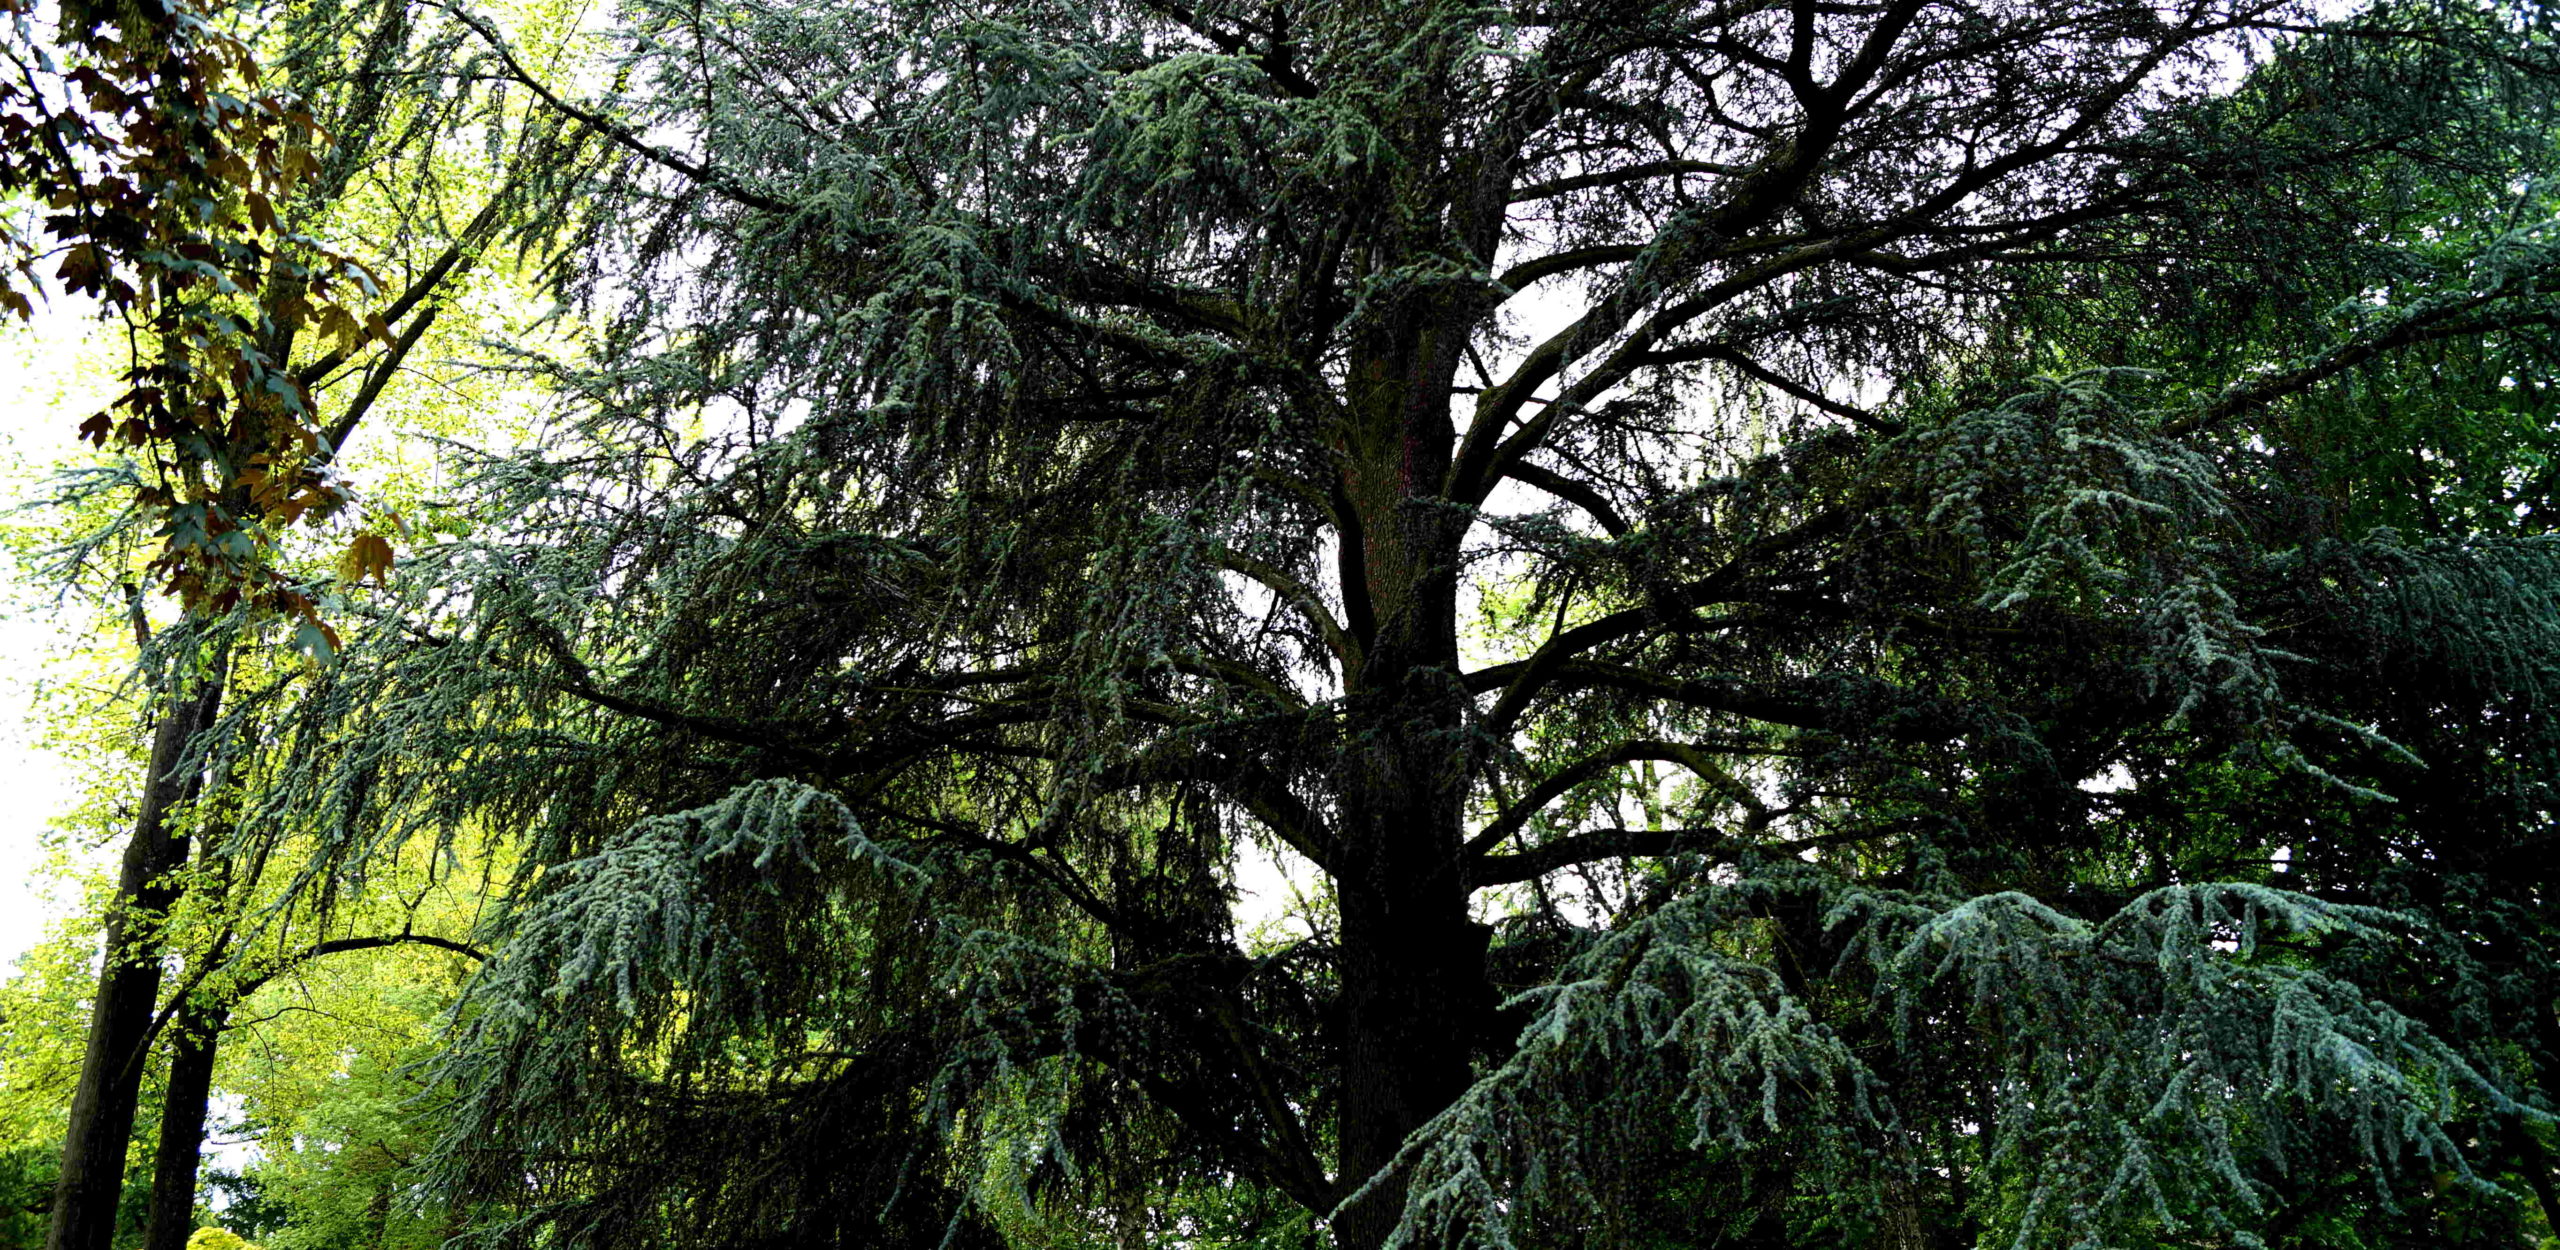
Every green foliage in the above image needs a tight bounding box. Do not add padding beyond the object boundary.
[10,0,2560,1245]
[0,0,400,621]
[215,0,2547,1242]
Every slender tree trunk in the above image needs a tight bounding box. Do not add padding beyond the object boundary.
[140,998,228,1250]
[2510,1115,2560,1238]
[364,1179,392,1250]
[48,666,225,1250]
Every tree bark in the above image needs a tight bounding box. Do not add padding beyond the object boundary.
[47,666,225,1250]
[1325,375,1495,1246]
[140,998,228,1250]
[364,1179,392,1250]
[2509,1117,2560,1240]
[1331,856,1492,1248]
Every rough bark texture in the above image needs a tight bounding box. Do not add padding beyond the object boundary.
[47,672,223,1250]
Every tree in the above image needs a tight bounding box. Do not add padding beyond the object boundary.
[228,0,2560,1245]
[0,0,584,1239]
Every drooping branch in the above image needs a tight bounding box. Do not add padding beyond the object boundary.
[2167,292,2560,436]
[1502,461,1632,536]
[137,930,488,1065]
[1640,341,1889,432]
[437,3,797,214]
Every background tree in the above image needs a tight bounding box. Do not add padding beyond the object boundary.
[0,0,588,1240]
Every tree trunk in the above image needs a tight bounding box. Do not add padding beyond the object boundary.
[140,998,228,1250]
[1331,861,1491,1249]
[48,668,225,1250]
[1318,312,1494,1248]
[364,1179,392,1250]
[2511,1117,2560,1239]
[1325,491,1492,1247]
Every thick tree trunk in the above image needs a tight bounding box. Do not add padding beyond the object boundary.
[47,671,224,1250]
[1318,315,1494,1249]
[140,999,228,1250]
[1324,516,1492,1248]
[1331,865,1491,1248]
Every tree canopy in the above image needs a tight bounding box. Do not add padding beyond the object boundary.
[4,0,2559,1245]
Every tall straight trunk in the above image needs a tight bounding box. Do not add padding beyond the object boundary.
[1326,667,1490,1247]
[47,664,225,1250]
[1325,432,1492,1248]
[139,999,228,1250]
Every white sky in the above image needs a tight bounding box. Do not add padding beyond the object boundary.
[0,296,110,971]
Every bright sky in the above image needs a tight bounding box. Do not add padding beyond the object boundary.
[0,603,81,969]
[0,297,109,971]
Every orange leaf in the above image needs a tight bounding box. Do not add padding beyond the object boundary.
[340,532,395,586]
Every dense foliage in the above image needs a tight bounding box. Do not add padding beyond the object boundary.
[3,0,2558,1246]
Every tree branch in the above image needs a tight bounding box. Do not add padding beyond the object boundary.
[1468,509,1853,731]
[2167,294,2558,436]
[1467,737,1768,859]
[1504,461,1631,536]
[1469,825,1883,886]
[1219,550,1362,674]
[1469,826,1711,886]
[437,3,796,214]
[1508,158,1747,204]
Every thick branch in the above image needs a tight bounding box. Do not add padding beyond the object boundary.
[1504,461,1631,536]
[1492,243,1646,292]
[1219,551,1363,673]
[1468,826,1711,887]
[1137,0,1319,97]
[1508,158,1747,204]
[1469,509,1852,731]
[295,178,520,391]
[1466,738,1764,858]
